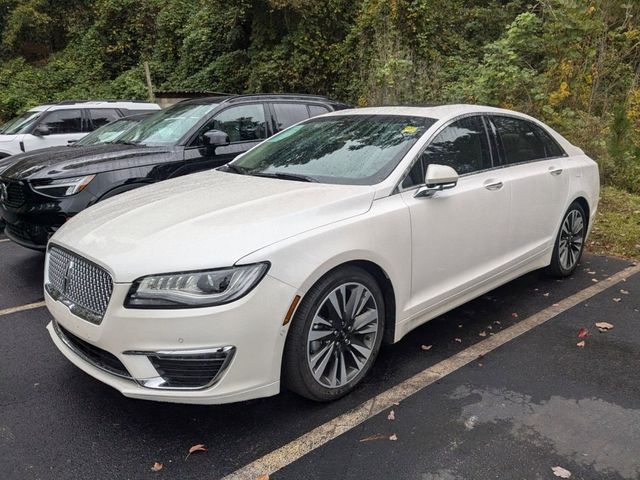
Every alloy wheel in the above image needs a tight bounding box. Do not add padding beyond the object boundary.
[306,282,380,389]
[559,209,585,271]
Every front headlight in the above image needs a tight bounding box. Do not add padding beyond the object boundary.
[31,175,95,197]
[125,263,270,309]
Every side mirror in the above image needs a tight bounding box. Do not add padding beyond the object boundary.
[34,125,50,136]
[202,129,230,148]
[415,164,459,198]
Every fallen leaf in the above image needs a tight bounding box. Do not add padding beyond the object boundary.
[454,338,462,343]
[577,328,589,338]
[389,434,398,441]
[511,312,519,318]
[185,444,207,460]
[595,322,614,332]
[256,475,270,480]
[420,344,432,351]
[359,433,386,442]
[151,462,163,472]
[458,324,463,328]
[613,298,622,303]
[552,466,572,478]
[477,362,484,367]
[592,278,599,283]
[576,340,585,348]
[543,292,550,297]
[587,270,596,275]
[387,410,395,421]
[494,320,501,325]
[487,325,493,330]
[620,289,629,295]
[478,331,487,337]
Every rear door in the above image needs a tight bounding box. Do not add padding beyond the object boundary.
[270,102,311,133]
[488,115,570,262]
[88,108,121,131]
[22,109,87,151]
[400,114,511,310]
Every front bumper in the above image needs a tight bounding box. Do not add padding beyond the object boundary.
[46,274,299,404]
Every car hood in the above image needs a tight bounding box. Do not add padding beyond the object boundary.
[0,144,178,181]
[0,134,19,143]
[51,170,375,282]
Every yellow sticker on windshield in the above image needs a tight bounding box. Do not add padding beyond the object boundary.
[402,125,418,134]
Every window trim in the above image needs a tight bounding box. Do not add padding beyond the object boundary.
[184,102,270,148]
[395,113,498,194]
[487,113,568,168]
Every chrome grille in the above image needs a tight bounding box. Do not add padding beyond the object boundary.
[46,246,113,324]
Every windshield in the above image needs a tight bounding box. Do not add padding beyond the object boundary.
[75,118,139,146]
[0,111,42,135]
[231,114,436,185]
[116,103,217,146]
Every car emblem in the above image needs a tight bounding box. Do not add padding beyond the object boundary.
[0,183,7,203]
[63,260,75,294]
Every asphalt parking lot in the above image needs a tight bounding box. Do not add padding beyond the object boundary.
[1,233,639,480]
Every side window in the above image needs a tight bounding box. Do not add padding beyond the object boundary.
[422,116,492,175]
[308,104,330,117]
[532,124,566,158]
[492,116,549,164]
[273,103,310,130]
[204,104,267,143]
[89,109,120,130]
[38,109,83,134]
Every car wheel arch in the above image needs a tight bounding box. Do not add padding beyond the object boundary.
[94,181,154,204]
[287,259,397,346]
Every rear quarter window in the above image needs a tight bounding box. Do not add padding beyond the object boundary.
[491,115,565,164]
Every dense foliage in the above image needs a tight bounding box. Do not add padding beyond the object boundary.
[0,0,639,192]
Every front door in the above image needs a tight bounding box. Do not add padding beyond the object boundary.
[182,103,269,175]
[22,109,86,151]
[400,115,510,313]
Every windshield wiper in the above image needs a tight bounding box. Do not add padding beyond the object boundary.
[250,172,317,183]
[115,140,141,146]
[221,164,247,175]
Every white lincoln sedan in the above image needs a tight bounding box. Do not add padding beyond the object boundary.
[45,105,599,404]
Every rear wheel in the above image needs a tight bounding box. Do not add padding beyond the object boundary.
[547,201,587,277]
[283,266,385,401]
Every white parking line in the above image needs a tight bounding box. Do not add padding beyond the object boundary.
[0,301,46,317]
[224,262,640,480]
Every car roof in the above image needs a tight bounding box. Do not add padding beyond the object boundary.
[322,104,537,121]
[177,93,347,107]
[27,100,160,112]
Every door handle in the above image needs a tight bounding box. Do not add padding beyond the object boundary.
[484,179,503,191]
[549,167,563,176]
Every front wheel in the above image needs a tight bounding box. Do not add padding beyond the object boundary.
[283,266,385,402]
[547,202,587,277]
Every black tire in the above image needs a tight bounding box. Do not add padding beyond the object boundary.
[283,266,385,402]
[547,201,587,278]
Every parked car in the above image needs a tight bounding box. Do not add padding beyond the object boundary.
[0,100,161,158]
[0,94,347,249]
[0,113,151,236]
[43,105,599,404]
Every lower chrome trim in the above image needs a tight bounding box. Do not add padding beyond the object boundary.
[52,320,132,380]
[123,346,236,391]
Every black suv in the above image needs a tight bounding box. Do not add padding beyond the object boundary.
[0,94,348,250]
